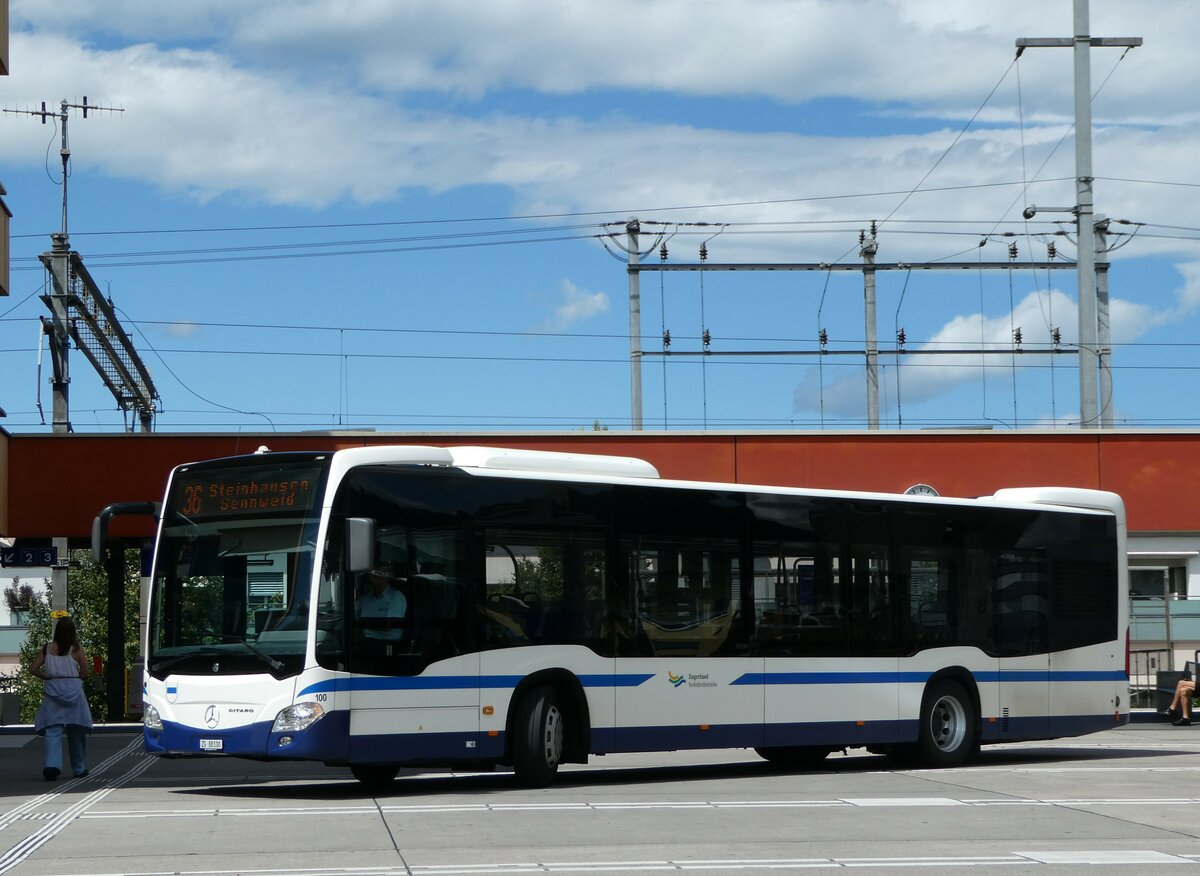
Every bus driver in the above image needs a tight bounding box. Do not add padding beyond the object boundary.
[357,566,407,644]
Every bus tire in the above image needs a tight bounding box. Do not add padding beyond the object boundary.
[754,746,832,770]
[350,763,399,790]
[511,685,565,787]
[916,679,977,767]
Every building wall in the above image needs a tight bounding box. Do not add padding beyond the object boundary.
[8,429,1200,540]
[5,429,1200,670]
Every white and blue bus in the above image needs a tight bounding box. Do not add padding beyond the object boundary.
[129,444,1128,787]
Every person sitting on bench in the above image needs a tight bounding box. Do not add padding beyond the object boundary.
[1164,676,1195,726]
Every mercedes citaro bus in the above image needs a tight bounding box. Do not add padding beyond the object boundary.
[99,445,1128,787]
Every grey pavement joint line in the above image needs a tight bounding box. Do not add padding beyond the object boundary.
[373,795,414,876]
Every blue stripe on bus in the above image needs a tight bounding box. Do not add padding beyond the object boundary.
[144,709,1128,765]
[969,667,1128,681]
[579,674,655,687]
[297,673,654,697]
[733,669,1126,686]
[295,668,1125,697]
[732,672,933,686]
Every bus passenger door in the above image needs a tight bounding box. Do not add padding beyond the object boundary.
[347,529,481,765]
[760,543,901,749]
[615,539,762,753]
[480,531,615,756]
[994,552,1049,740]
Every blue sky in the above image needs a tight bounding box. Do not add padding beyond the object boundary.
[2,0,1199,433]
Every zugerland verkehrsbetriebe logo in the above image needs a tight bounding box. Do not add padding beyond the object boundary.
[667,671,717,688]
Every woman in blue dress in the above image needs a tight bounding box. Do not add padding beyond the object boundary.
[29,616,94,780]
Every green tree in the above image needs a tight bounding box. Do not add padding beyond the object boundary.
[4,578,37,615]
[2,548,141,723]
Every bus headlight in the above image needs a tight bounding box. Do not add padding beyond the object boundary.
[272,701,325,733]
[143,704,163,731]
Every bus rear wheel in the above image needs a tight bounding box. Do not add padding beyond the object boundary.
[511,685,565,787]
[351,764,399,790]
[754,746,832,770]
[916,679,978,767]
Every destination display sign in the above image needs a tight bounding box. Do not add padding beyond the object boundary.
[172,463,325,519]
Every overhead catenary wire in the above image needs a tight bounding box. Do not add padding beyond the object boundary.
[9,214,1164,274]
[115,306,276,430]
[879,57,1020,229]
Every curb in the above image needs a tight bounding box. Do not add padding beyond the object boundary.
[0,723,141,736]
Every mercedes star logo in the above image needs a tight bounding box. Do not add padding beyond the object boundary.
[204,705,219,729]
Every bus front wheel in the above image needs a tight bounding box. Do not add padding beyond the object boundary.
[916,679,978,767]
[351,763,399,790]
[511,685,565,787]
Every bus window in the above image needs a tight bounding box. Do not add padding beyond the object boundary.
[623,538,742,657]
[848,544,897,654]
[904,548,954,648]
[993,549,1049,656]
[314,549,345,670]
[1045,515,1118,652]
[751,543,846,656]
[321,522,468,676]
[482,531,609,653]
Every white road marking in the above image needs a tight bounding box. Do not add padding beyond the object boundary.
[1016,849,1193,865]
[78,793,1200,821]
[0,739,155,875]
[0,736,141,834]
[47,848,1200,875]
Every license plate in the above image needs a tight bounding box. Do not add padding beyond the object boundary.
[199,738,223,751]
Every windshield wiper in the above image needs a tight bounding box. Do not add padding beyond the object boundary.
[228,637,285,672]
[151,639,284,674]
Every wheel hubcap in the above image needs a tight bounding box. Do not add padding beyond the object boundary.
[930,695,966,752]
[543,704,564,767]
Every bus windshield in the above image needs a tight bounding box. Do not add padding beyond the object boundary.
[146,455,329,679]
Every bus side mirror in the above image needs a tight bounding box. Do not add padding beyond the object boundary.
[345,517,376,573]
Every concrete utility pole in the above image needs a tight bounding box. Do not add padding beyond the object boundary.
[5,98,158,618]
[5,99,160,432]
[1016,0,1141,428]
[861,227,880,430]
[1095,216,1113,428]
[1073,0,1101,429]
[44,233,73,433]
[0,182,10,300]
[1,4,9,301]
[626,219,643,431]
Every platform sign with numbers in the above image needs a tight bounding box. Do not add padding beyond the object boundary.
[0,545,58,567]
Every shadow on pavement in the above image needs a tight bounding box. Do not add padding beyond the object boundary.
[168,738,1191,801]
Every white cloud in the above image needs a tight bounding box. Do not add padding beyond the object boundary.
[166,321,201,338]
[25,0,1183,115]
[2,4,1198,266]
[542,279,609,331]
[793,263,1200,418]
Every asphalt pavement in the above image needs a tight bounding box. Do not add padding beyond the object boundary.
[2,714,1199,875]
